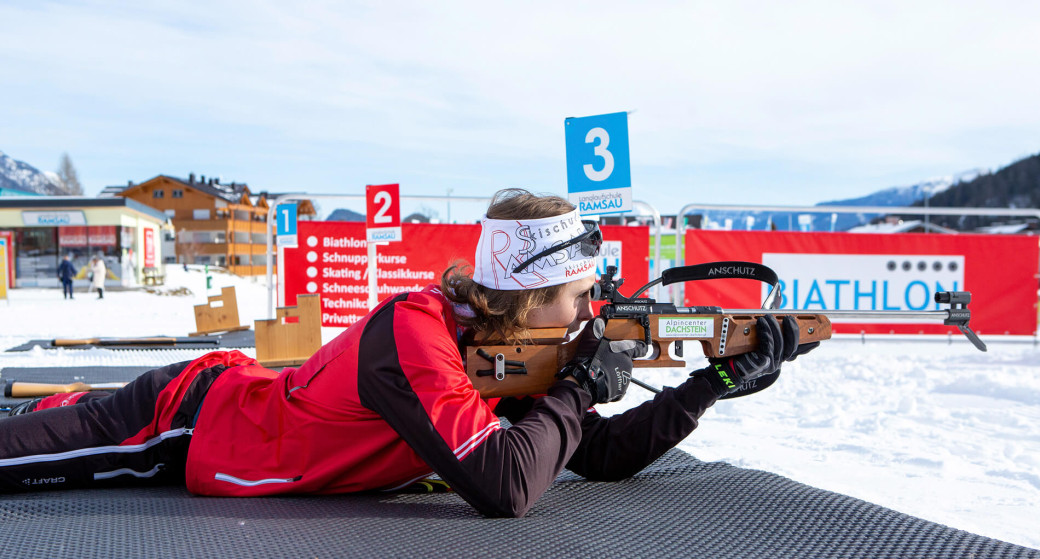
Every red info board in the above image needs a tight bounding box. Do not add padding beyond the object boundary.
[0,231,12,287]
[685,230,1038,336]
[283,222,650,327]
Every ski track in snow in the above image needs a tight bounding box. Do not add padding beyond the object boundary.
[1,267,1038,551]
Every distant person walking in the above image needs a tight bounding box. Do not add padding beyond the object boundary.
[89,256,107,299]
[57,254,77,300]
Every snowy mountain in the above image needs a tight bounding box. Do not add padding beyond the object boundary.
[0,150,65,195]
[696,169,987,232]
[326,208,365,222]
[813,168,986,231]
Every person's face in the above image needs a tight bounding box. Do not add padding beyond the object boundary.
[527,275,597,333]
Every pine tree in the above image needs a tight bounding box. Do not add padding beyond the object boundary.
[55,153,84,195]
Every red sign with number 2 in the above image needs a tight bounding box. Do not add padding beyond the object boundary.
[366,184,401,230]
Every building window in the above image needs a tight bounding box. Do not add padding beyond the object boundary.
[172,189,184,198]
[153,190,164,198]
[164,209,176,218]
[193,209,210,220]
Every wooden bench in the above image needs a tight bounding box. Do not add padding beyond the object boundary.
[142,267,165,286]
[190,286,251,336]
[254,294,322,368]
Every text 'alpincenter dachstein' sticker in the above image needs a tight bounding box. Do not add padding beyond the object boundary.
[658,317,714,338]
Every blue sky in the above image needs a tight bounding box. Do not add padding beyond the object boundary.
[2,0,1039,222]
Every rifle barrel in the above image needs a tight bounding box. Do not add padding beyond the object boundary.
[712,308,957,321]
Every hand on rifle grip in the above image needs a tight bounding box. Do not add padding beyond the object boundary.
[557,318,647,404]
[699,315,819,398]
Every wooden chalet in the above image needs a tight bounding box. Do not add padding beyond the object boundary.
[105,174,316,276]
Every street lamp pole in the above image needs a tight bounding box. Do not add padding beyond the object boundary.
[446,188,454,223]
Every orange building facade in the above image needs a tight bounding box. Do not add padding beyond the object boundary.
[109,174,315,276]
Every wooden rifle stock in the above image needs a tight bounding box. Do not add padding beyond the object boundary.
[465,313,832,398]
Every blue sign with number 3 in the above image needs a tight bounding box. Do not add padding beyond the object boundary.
[564,111,632,214]
[565,112,631,191]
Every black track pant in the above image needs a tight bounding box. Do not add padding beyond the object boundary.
[0,360,224,492]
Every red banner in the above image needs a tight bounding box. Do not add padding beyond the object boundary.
[88,226,117,247]
[283,222,651,327]
[57,226,117,247]
[144,229,155,267]
[685,230,1038,336]
[58,226,87,247]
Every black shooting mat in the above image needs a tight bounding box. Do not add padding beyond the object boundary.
[0,446,1035,558]
[4,329,256,352]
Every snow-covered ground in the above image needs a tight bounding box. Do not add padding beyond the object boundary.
[1,267,1038,551]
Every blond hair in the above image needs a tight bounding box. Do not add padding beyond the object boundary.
[441,188,574,343]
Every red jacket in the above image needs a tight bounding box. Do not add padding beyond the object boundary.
[185,286,717,517]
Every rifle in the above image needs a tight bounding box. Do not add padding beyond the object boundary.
[52,336,221,347]
[4,381,128,398]
[464,261,986,399]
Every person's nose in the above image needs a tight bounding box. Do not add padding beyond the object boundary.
[576,298,595,322]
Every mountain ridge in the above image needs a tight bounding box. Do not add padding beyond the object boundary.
[0,150,65,195]
[2,149,1037,230]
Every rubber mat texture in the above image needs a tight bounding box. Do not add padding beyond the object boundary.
[0,447,1036,558]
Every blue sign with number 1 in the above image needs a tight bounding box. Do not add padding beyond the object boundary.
[276,202,298,247]
[564,112,632,214]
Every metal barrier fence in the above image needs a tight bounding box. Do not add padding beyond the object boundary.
[266,194,1040,320]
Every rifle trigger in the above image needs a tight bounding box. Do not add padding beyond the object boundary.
[640,315,652,349]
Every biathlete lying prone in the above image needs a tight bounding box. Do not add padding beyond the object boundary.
[0,188,818,517]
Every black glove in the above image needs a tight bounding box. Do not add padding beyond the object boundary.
[557,317,647,404]
[696,315,819,398]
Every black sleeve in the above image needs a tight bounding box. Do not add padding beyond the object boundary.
[356,297,593,518]
[361,371,591,518]
[494,376,720,481]
[454,381,591,517]
[566,376,719,480]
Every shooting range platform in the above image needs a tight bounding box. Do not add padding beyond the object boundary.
[0,446,1035,558]
[0,367,1036,558]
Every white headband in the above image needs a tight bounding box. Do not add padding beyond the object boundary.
[473,209,597,290]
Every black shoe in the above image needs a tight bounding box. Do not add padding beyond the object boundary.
[7,399,42,416]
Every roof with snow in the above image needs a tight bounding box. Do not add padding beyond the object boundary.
[102,174,315,215]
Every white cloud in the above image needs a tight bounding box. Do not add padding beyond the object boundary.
[1,0,1038,211]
